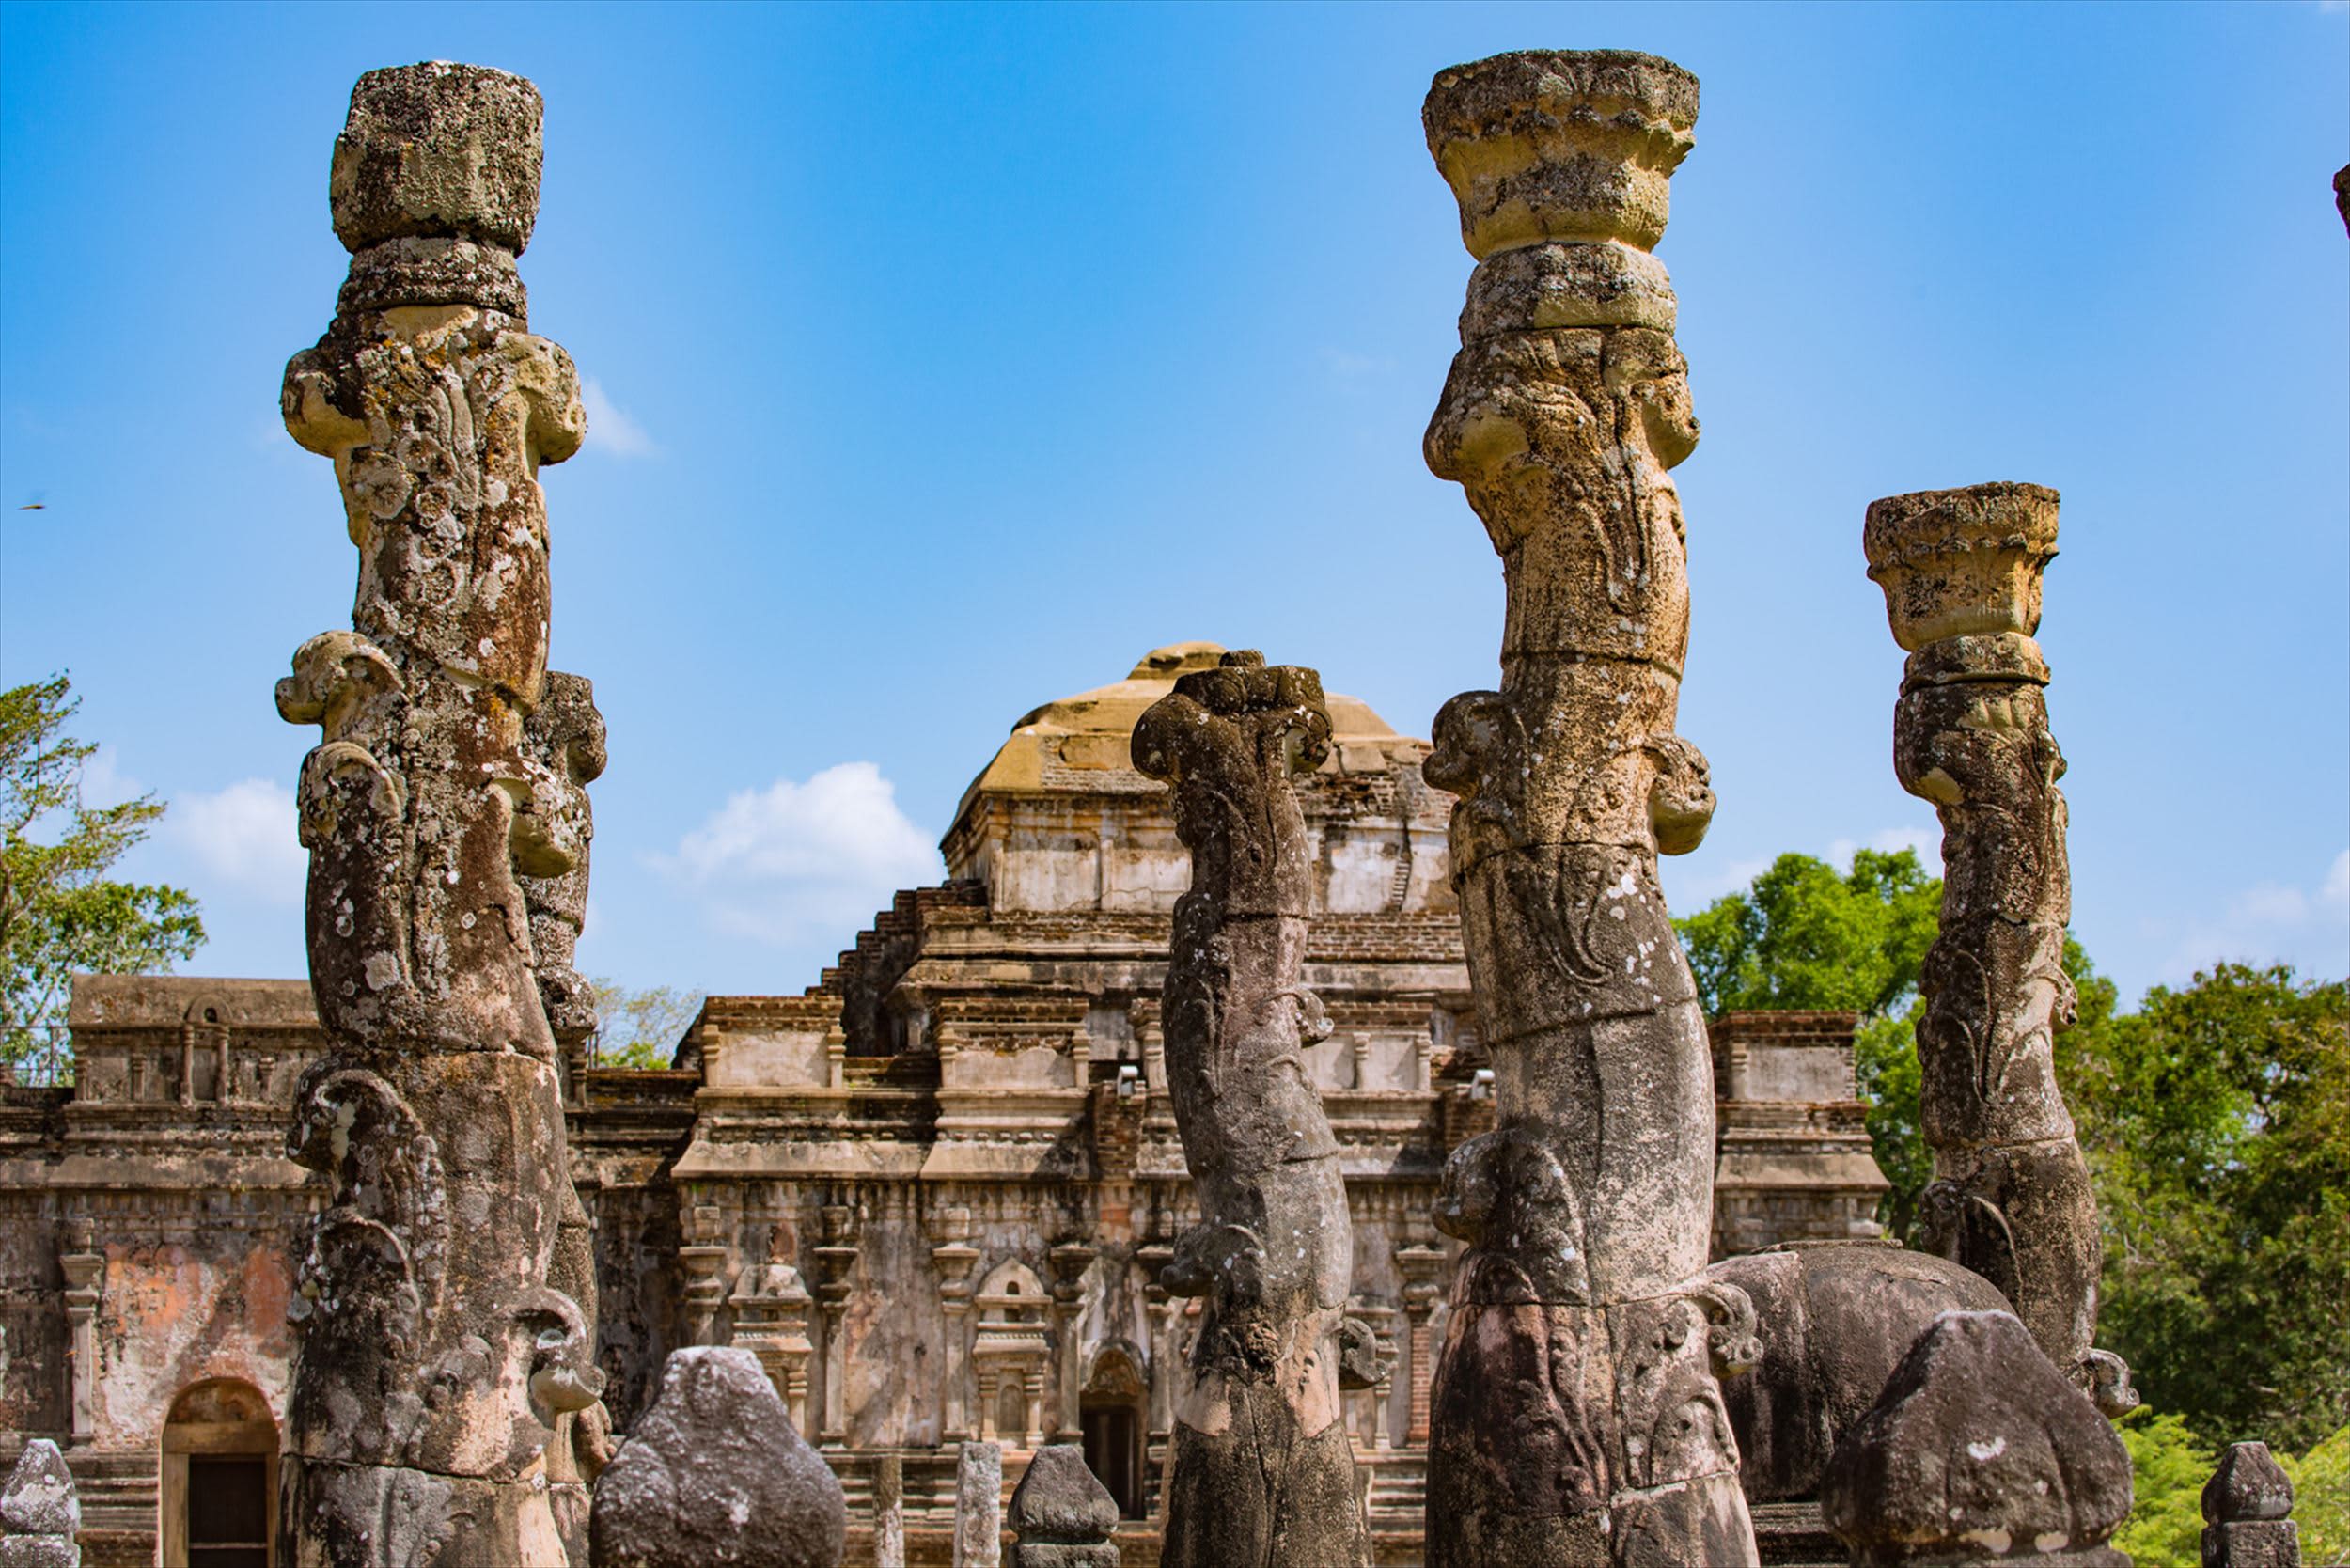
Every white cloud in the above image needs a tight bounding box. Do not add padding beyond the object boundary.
[1826,824,1938,870]
[1320,348,1395,383]
[580,378,658,459]
[2154,847,2350,983]
[167,778,306,906]
[654,762,941,943]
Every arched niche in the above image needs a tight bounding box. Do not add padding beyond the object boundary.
[1080,1338,1149,1518]
[160,1377,277,1568]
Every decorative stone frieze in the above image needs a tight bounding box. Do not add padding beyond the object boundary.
[1416,50,1757,1567]
[273,61,603,1566]
[1865,483,2128,1413]
[1133,651,1372,1568]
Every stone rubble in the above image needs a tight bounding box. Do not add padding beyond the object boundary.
[0,1441,80,1568]
[1006,1444,1120,1568]
[2203,1442,2301,1568]
[1415,49,1759,1568]
[1133,651,1376,1568]
[587,1346,845,1568]
[1822,1310,2131,1568]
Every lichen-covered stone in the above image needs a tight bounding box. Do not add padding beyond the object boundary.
[277,59,601,1568]
[1418,48,1755,1568]
[1706,1243,2013,1502]
[1008,1445,1118,1568]
[1822,1310,2131,1568]
[1133,652,1372,1568]
[1866,484,2127,1413]
[0,1439,79,1568]
[588,1347,845,1568]
[953,1442,1002,1568]
[331,62,543,254]
[2203,1442,2300,1568]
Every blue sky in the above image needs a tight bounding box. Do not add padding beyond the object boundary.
[3,1,2343,1011]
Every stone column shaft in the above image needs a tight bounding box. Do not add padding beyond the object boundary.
[1865,482,2125,1412]
[1418,51,1757,1568]
[1133,653,1373,1568]
[274,63,603,1567]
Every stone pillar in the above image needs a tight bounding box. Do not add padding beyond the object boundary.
[2,1437,82,1568]
[954,1441,1004,1568]
[1822,1310,2130,1568]
[1394,1237,1444,1448]
[1132,652,1371,1568]
[2202,1442,2300,1568]
[873,1454,906,1568]
[815,1204,861,1449]
[274,63,603,1566]
[934,1209,981,1442]
[55,1223,101,1448]
[1008,1445,1119,1568]
[1417,51,1756,1567]
[1048,1240,1094,1438]
[1135,1242,1178,1442]
[1865,483,2128,1412]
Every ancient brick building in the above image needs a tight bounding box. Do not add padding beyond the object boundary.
[0,642,1884,1566]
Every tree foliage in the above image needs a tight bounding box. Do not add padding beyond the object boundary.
[1682,845,2350,1461]
[1,675,204,1081]
[586,978,702,1069]
[1676,849,1942,1233]
[2069,964,2350,1453]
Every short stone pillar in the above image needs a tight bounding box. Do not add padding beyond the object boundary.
[872,1453,906,1568]
[2202,1442,2299,1568]
[1823,1310,2130,1567]
[589,1346,845,1568]
[1,1439,81,1568]
[1009,1445,1120,1568]
[953,1441,1004,1568]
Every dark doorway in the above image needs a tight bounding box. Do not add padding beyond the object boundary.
[1081,1403,1143,1518]
[186,1454,269,1568]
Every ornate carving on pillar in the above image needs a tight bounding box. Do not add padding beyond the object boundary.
[731,1249,818,1435]
[1417,51,1759,1567]
[814,1203,862,1449]
[933,1207,982,1443]
[1049,1240,1095,1439]
[273,61,603,1566]
[1135,1240,1179,1454]
[1865,482,2130,1414]
[1132,651,1371,1568]
[57,1220,102,1448]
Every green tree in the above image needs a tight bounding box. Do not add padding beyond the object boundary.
[2112,1407,2214,1568]
[2071,964,2350,1453]
[2284,1424,2350,1568]
[586,978,703,1069]
[1677,849,1942,1233]
[1,675,204,1083]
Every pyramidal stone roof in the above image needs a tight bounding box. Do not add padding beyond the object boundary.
[948,641,1415,832]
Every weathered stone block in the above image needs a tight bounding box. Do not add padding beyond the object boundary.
[331,61,543,253]
[589,1346,845,1568]
[2203,1520,2300,1568]
[0,1441,77,1541]
[953,1441,1002,1568]
[1823,1310,2130,1567]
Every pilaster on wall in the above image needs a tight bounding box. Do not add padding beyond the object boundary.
[58,1220,103,1447]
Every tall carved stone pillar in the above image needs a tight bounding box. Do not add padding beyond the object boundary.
[933,1207,981,1442]
[678,1202,733,1347]
[57,1221,102,1448]
[1864,483,2128,1413]
[1132,652,1371,1568]
[274,62,603,1568]
[1418,51,1758,1568]
[1393,1237,1444,1449]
